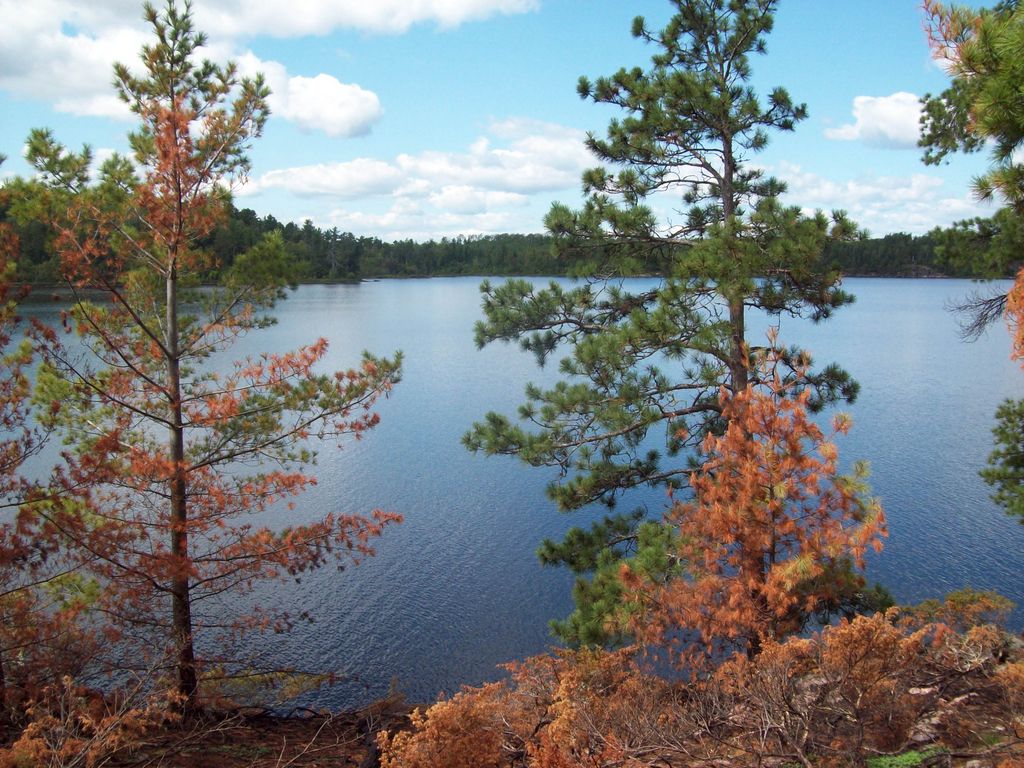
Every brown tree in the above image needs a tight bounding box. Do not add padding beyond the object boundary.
[17,1,401,709]
[625,360,886,664]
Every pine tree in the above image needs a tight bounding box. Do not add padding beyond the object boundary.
[921,0,1024,211]
[465,0,862,645]
[14,0,401,708]
[624,367,886,664]
[920,1,1024,523]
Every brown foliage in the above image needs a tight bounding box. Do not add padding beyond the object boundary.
[1005,267,1024,363]
[22,2,401,708]
[378,683,515,768]
[0,676,180,768]
[379,649,685,768]
[625,374,886,666]
[380,614,1023,768]
[923,0,976,66]
[719,612,933,760]
[998,660,1024,719]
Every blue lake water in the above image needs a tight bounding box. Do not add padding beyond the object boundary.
[23,277,1024,708]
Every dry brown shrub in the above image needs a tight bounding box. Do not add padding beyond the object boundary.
[377,682,518,768]
[0,676,179,768]
[526,648,675,767]
[715,612,938,761]
[715,637,818,764]
[379,648,686,768]
[929,623,1006,679]
[996,659,1024,745]
[997,661,1024,715]
[814,612,931,753]
[625,379,886,671]
[380,615,1019,768]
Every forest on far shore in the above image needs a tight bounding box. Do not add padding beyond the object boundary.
[4,201,1018,283]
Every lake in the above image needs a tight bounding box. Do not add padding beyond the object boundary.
[22,276,1024,709]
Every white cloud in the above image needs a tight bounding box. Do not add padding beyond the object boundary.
[241,119,591,239]
[825,92,923,149]
[246,119,590,200]
[195,0,539,37]
[326,202,521,242]
[428,186,529,214]
[395,120,591,193]
[239,158,404,198]
[244,112,587,204]
[772,161,988,235]
[0,2,144,120]
[234,53,383,137]
[276,75,381,137]
[0,1,384,135]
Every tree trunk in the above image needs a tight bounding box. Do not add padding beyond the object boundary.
[721,136,747,396]
[170,467,197,707]
[728,296,747,393]
[166,262,197,708]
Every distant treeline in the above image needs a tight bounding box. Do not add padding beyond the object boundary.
[5,205,573,283]
[205,207,574,280]
[5,203,1016,282]
[822,232,944,277]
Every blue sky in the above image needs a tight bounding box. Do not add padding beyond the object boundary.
[0,0,994,240]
